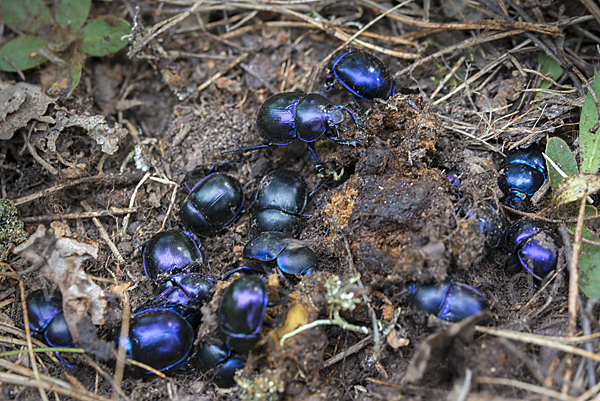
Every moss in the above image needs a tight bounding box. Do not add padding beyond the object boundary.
[0,199,27,263]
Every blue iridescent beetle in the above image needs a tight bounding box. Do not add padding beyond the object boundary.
[505,219,561,280]
[243,231,317,277]
[196,342,245,388]
[498,145,547,210]
[252,170,308,237]
[180,173,244,237]
[456,198,505,248]
[408,280,489,322]
[223,92,362,171]
[219,275,267,353]
[114,308,195,374]
[27,289,73,348]
[142,272,215,328]
[325,48,395,102]
[141,229,202,280]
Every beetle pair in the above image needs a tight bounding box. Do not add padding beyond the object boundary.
[226,49,394,170]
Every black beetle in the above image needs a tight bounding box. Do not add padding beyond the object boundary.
[141,229,202,280]
[226,92,362,171]
[243,231,317,277]
[180,173,244,237]
[147,272,215,328]
[252,170,308,236]
[219,275,267,353]
[196,343,245,388]
[456,198,505,248]
[154,272,213,307]
[505,219,561,280]
[325,48,395,102]
[408,280,489,322]
[26,289,73,348]
[115,309,195,374]
[498,145,547,210]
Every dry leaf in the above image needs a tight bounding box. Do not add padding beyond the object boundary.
[0,82,55,140]
[387,328,410,350]
[13,225,107,344]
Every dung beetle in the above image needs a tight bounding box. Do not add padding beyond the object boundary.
[115,309,195,374]
[155,273,213,307]
[408,280,489,322]
[505,219,561,280]
[498,145,547,210]
[219,275,267,353]
[196,343,245,388]
[456,198,504,248]
[225,92,362,171]
[243,231,317,277]
[325,48,395,102]
[26,289,73,348]
[180,173,244,237]
[252,170,308,236]
[141,229,202,280]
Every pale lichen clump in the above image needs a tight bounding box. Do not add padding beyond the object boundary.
[236,369,285,401]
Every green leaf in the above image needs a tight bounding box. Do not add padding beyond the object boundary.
[585,205,598,217]
[578,227,600,298]
[580,72,600,174]
[0,0,53,34]
[79,16,130,57]
[48,54,85,100]
[537,52,563,90]
[553,173,600,207]
[56,0,91,32]
[545,137,578,190]
[0,36,49,72]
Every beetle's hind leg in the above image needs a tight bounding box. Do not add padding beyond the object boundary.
[220,138,271,155]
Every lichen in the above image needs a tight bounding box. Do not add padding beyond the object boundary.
[0,199,27,263]
[236,369,285,401]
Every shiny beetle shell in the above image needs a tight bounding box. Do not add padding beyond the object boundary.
[243,231,317,276]
[256,92,346,146]
[219,276,267,353]
[498,145,547,210]
[154,273,213,307]
[120,309,195,373]
[330,49,394,101]
[409,280,489,322]
[253,170,308,236]
[27,289,63,333]
[141,229,202,280]
[180,173,244,237]
[505,219,561,279]
[196,343,245,388]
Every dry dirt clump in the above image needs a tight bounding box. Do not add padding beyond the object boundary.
[322,95,491,286]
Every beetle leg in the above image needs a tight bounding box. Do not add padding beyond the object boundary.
[328,137,364,147]
[220,141,270,155]
[307,144,326,173]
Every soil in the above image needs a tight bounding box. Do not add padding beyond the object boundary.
[0,1,598,400]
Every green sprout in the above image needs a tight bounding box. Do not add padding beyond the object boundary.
[280,274,369,347]
[0,0,130,99]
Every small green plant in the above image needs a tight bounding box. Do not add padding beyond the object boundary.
[280,274,369,346]
[0,0,130,99]
[545,71,600,297]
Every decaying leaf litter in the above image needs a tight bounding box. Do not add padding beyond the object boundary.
[1,0,600,399]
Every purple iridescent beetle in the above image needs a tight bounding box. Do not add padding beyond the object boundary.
[505,219,561,280]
